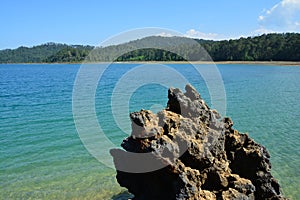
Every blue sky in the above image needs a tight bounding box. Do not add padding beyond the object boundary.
[1,0,299,49]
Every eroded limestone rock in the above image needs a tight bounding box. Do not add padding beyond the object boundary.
[110,84,287,200]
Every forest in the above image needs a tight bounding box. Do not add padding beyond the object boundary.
[0,33,299,63]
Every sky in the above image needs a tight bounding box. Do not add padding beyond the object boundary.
[1,0,299,49]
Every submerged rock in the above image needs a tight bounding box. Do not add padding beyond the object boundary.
[110,84,287,200]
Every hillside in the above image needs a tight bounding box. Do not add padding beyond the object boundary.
[0,33,299,63]
[0,43,93,63]
[113,33,300,62]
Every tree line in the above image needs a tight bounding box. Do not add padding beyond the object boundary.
[115,33,299,62]
[0,43,93,63]
[0,33,299,63]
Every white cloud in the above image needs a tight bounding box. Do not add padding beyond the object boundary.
[258,16,264,21]
[184,28,253,40]
[258,0,300,31]
[252,28,278,35]
[184,29,220,40]
[156,32,173,37]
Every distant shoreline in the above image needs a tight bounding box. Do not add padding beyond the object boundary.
[1,61,300,66]
[114,61,300,66]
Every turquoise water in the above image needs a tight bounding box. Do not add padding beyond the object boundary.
[0,64,299,199]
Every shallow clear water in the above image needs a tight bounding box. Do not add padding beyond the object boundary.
[0,64,299,199]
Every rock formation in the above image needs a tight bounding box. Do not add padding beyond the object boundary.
[110,84,287,200]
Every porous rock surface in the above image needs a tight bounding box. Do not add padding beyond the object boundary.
[110,84,287,200]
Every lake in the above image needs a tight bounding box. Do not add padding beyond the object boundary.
[0,63,299,199]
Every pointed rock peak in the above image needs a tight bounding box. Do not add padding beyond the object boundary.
[185,84,201,101]
[130,110,160,139]
[168,87,182,99]
[130,109,154,127]
[167,84,209,119]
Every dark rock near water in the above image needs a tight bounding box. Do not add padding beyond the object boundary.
[110,84,287,200]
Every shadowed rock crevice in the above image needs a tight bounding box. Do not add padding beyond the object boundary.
[110,84,287,200]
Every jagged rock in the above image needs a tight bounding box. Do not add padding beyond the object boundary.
[110,84,287,200]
